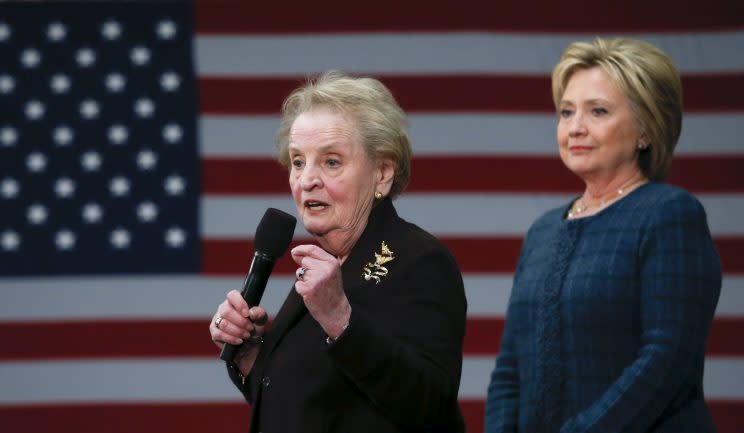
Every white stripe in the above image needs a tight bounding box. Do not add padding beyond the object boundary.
[460,356,744,400]
[200,113,744,157]
[202,194,744,237]
[2,275,742,320]
[1,356,742,404]
[11,274,487,320]
[195,32,744,76]
[0,359,239,404]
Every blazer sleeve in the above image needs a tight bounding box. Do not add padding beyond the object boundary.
[326,244,467,430]
[485,235,533,433]
[484,298,520,433]
[560,192,722,433]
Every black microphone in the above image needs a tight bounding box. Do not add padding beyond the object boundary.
[220,208,296,362]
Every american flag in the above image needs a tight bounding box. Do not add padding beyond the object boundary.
[1,1,743,432]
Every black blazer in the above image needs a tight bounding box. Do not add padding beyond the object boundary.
[228,198,467,433]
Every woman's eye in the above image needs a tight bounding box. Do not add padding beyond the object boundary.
[326,158,340,168]
[291,159,303,169]
[592,107,608,116]
[559,109,572,118]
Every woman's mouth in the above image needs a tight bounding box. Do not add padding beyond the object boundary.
[304,200,329,211]
[569,146,594,152]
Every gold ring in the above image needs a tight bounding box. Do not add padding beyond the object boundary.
[214,316,224,329]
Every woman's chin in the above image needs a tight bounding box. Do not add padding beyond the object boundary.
[301,221,328,237]
[564,161,600,179]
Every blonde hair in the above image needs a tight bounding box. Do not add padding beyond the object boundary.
[276,71,412,198]
[551,38,683,181]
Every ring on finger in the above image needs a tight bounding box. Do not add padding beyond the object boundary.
[214,315,224,329]
[297,266,307,281]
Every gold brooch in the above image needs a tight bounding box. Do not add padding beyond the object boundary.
[362,241,395,284]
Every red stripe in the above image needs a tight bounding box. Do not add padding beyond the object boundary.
[195,1,744,34]
[464,317,744,357]
[0,320,216,360]
[716,237,744,274]
[199,75,744,114]
[1,400,742,433]
[1,317,741,360]
[202,158,289,195]
[465,318,505,355]
[707,317,744,356]
[202,237,524,275]
[0,403,249,433]
[202,237,744,275]
[202,156,744,195]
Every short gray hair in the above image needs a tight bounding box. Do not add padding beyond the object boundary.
[276,71,412,198]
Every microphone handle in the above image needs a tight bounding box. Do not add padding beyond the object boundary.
[220,252,275,362]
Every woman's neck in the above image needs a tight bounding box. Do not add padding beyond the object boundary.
[585,166,646,197]
[568,170,648,219]
[314,219,369,265]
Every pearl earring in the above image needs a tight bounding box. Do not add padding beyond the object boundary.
[374,191,383,200]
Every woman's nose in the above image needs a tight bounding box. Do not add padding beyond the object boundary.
[299,163,322,190]
[568,112,587,136]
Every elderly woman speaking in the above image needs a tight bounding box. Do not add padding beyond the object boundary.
[209,71,467,433]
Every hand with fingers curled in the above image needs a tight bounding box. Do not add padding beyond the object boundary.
[209,289,268,374]
[291,244,351,341]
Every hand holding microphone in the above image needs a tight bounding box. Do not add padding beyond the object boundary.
[209,208,296,364]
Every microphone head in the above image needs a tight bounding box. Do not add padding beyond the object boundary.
[254,208,297,258]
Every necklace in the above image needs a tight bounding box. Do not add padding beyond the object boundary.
[568,176,647,219]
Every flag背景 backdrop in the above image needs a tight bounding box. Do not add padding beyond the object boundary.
[1,1,743,432]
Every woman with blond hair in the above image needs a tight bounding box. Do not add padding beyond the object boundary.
[485,38,721,432]
[209,71,466,433]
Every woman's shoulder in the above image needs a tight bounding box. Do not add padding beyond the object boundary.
[393,216,453,257]
[620,183,711,240]
[634,182,706,219]
[636,182,699,204]
[380,209,461,268]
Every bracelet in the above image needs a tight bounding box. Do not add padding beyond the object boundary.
[325,320,350,345]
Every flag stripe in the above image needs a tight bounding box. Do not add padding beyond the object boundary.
[0,357,742,401]
[202,156,744,194]
[202,194,744,237]
[3,275,743,321]
[0,403,249,433]
[1,317,743,360]
[1,400,741,433]
[199,74,744,114]
[201,237,744,275]
[194,1,744,34]
[200,113,744,157]
[201,238,525,274]
[195,32,744,76]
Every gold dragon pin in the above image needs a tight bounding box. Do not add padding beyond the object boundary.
[362,241,395,284]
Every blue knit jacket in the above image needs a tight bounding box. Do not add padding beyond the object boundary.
[485,183,722,433]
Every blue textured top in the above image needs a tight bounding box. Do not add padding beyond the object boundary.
[485,182,722,433]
